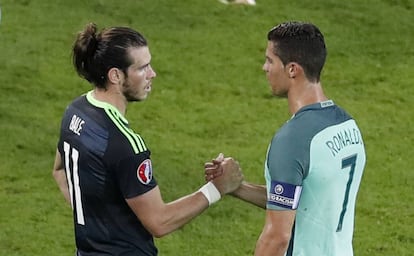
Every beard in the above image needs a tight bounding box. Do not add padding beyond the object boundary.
[122,80,148,102]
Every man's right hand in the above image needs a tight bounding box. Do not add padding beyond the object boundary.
[206,154,243,195]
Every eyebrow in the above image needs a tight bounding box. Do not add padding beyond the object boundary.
[138,62,150,69]
[130,60,150,70]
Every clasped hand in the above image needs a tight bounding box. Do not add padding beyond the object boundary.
[204,153,243,195]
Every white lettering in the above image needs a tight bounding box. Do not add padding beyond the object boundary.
[69,115,85,136]
[269,194,294,206]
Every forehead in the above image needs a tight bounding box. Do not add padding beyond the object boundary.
[265,41,277,57]
[128,46,151,67]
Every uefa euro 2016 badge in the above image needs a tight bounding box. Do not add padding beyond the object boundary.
[137,159,153,185]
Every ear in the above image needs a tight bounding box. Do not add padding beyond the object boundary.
[286,62,301,79]
[107,68,124,84]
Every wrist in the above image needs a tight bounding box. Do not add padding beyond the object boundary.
[199,182,221,206]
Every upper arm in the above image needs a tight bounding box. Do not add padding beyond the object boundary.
[267,130,307,184]
[117,154,209,238]
[52,149,65,181]
[52,149,72,205]
[255,209,296,256]
[263,209,296,240]
[125,186,165,236]
[53,149,63,173]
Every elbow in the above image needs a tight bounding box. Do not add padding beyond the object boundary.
[145,217,183,238]
[148,226,173,238]
[256,230,291,254]
[150,226,167,238]
[274,230,291,249]
[52,169,60,181]
[278,237,291,250]
[152,231,166,239]
[274,233,291,252]
[144,218,175,238]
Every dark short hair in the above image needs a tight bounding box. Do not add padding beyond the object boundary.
[267,21,327,82]
[73,23,148,87]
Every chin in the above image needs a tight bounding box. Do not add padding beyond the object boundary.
[126,93,149,102]
[127,97,143,102]
[272,91,288,98]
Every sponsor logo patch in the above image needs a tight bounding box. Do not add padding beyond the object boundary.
[137,159,152,185]
[268,180,302,210]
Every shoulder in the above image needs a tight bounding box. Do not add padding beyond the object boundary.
[289,102,353,138]
[106,113,148,155]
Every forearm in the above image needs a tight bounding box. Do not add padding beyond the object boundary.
[127,186,211,238]
[158,191,210,237]
[52,150,71,205]
[52,169,71,205]
[132,156,242,237]
[231,181,267,209]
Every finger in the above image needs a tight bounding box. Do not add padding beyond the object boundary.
[211,153,225,165]
[211,159,223,165]
[205,166,219,171]
[204,169,217,176]
[205,167,222,176]
[205,164,221,170]
[205,153,224,167]
[205,167,223,175]
[204,162,216,168]
[205,171,220,181]
[205,174,214,182]
[220,158,233,167]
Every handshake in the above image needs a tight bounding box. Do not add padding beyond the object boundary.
[199,153,244,205]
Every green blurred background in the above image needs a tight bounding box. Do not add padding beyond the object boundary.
[0,0,413,255]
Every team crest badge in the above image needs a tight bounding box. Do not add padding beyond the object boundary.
[137,159,152,185]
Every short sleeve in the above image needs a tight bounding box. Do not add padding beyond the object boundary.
[114,151,157,199]
[265,123,309,211]
[267,130,308,186]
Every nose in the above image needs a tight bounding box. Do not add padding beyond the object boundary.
[262,63,267,72]
[147,65,156,78]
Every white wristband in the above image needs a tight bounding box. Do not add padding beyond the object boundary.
[199,182,221,206]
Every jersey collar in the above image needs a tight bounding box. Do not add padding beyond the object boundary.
[291,100,335,119]
[86,90,129,124]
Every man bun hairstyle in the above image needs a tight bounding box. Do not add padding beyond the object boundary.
[73,23,100,85]
[72,23,148,88]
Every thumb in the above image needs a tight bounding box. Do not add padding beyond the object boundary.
[212,153,224,165]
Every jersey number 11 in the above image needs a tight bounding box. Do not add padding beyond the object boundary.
[63,141,85,225]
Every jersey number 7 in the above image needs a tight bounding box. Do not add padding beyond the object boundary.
[336,154,357,232]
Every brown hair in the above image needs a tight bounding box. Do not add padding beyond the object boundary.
[72,23,148,88]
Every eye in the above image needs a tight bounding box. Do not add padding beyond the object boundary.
[266,57,273,64]
[140,64,153,73]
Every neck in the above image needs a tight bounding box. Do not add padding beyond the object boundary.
[287,81,328,115]
[92,88,127,116]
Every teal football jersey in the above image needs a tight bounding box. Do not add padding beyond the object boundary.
[265,100,366,256]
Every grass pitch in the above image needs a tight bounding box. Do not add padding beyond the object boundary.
[0,0,413,255]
